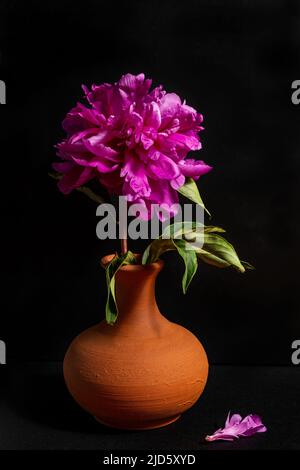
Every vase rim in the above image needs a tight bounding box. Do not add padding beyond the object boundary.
[101,253,164,271]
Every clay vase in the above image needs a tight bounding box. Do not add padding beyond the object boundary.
[63,254,209,430]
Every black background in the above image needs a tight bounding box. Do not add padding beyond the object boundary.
[0,0,300,367]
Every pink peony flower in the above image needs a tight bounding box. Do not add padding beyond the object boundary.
[205,412,267,442]
[53,73,212,218]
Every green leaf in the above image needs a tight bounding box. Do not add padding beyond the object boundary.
[142,238,175,265]
[177,177,211,217]
[142,237,198,293]
[76,185,106,205]
[241,260,255,270]
[48,171,61,181]
[195,250,232,269]
[161,221,204,239]
[193,233,246,273]
[142,222,201,263]
[161,222,225,240]
[143,221,250,274]
[203,225,226,233]
[105,251,136,325]
[172,239,198,294]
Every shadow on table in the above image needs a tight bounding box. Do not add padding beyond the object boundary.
[6,362,121,435]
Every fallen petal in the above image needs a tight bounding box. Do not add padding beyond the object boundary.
[205,412,267,443]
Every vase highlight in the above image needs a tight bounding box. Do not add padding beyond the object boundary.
[63,255,209,430]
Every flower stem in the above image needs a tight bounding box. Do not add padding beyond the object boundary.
[119,197,128,254]
[121,237,128,255]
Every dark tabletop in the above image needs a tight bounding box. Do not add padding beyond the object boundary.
[0,363,299,450]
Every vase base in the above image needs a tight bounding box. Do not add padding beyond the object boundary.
[93,414,181,430]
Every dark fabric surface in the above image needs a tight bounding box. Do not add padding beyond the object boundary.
[0,363,299,450]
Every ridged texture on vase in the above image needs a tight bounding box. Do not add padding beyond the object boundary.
[63,256,209,430]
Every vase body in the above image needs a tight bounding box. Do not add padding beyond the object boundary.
[63,255,209,430]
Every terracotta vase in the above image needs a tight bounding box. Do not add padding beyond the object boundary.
[63,254,209,430]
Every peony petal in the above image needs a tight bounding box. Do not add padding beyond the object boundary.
[159,93,181,128]
[205,413,267,443]
[83,135,120,160]
[110,86,130,113]
[58,167,94,194]
[83,83,113,116]
[56,140,88,160]
[240,424,267,437]
[69,128,100,144]
[177,104,203,132]
[118,72,152,99]
[57,140,85,154]
[144,102,161,130]
[121,151,151,198]
[52,161,74,173]
[147,84,165,102]
[239,415,267,436]
[246,414,265,427]
[118,73,145,91]
[140,133,154,150]
[205,433,236,442]
[178,159,212,178]
[148,178,179,209]
[62,102,105,135]
[167,132,201,151]
[170,174,185,190]
[72,156,119,174]
[226,412,242,428]
[147,152,180,180]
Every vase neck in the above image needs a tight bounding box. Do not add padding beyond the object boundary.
[112,260,168,336]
